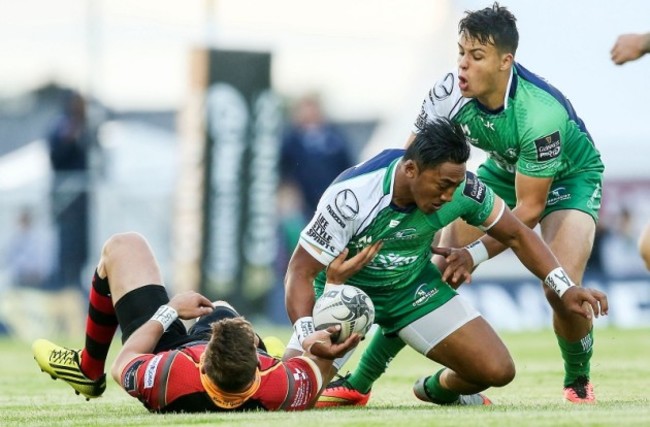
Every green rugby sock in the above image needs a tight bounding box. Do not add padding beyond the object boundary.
[556,328,594,386]
[424,369,460,404]
[347,330,405,393]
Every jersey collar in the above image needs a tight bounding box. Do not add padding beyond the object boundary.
[504,64,517,109]
[199,353,261,409]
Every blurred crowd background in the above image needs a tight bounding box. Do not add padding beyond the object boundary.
[1,0,649,340]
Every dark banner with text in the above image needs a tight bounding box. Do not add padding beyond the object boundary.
[201,49,282,314]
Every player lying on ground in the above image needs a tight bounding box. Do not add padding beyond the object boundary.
[282,118,608,407]
[32,231,374,412]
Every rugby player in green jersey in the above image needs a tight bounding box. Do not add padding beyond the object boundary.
[320,2,606,405]
[283,117,607,406]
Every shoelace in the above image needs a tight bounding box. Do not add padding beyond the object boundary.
[328,374,352,388]
[49,348,78,366]
[567,377,591,399]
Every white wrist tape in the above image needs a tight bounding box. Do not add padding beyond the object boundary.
[465,240,489,267]
[544,267,575,298]
[293,316,315,345]
[324,282,339,293]
[151,305,178,331]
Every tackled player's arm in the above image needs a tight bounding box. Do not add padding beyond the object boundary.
[476,173,551,259]
[110,321,164,385]
[111,292,213,385]
[284,245,326,324]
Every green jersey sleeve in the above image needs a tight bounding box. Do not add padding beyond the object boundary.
[515,87,566,178]
[435,172,495,228]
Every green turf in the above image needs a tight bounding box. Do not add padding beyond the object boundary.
[2,327,649,426]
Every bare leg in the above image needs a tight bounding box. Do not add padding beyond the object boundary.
[426,316,515,394]
[97,232,165,304]
[540,210,594,340]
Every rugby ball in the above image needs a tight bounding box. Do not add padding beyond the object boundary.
[313,285,375,343]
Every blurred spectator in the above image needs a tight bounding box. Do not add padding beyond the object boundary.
[601,207,647,278]
[268,94,354,324]
[280,94,354,219]
[48,91,90,291]
[1,208,83,340]
[611,32,650,65]
[4,208,55,289]
[639,222,650,270]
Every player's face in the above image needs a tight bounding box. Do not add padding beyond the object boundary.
[457,33,508,104]
[412,161,466,214]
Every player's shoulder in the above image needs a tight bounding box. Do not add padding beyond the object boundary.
[455,171,489,205]
[428,69,462,101]
[321,150,401,210]
[513,63,569,115]
[418,69,470,121]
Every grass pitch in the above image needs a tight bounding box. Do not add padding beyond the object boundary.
[1,327,649,426]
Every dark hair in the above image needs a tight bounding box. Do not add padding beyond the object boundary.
[203,317,258,393]
[459,2,518,55]
[406,118,470,169]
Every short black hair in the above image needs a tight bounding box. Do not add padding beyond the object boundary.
[406,118,470,169]
[459,2,518,55]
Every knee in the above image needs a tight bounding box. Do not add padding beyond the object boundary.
[481,357,516,388]
[101,232,148,262]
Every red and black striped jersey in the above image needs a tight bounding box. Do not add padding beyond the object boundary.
[119,342,322,412]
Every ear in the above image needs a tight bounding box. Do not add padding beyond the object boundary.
[499,52,514,71]
[403,160,419,179]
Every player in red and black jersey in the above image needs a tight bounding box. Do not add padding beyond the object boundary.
[33,231,375,412]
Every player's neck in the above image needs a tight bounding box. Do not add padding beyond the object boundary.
[476,87,506,111]
[476,72,510,111]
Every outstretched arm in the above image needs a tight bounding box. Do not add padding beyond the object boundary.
[111,291,214,384]
[486,209,608,319]
[435,201,608,319]
[475,173,551,261]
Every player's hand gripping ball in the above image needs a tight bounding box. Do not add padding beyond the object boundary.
[313,285,375,343]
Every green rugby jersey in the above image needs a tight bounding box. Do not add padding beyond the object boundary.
[299,149,495,291]
[413,63,604,179]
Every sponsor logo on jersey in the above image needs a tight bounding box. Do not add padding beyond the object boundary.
[334,189,359,220]
[351,235,373,250]
[388,219,401,228]
[546,186,571,206]
[415,100,428,131]
[144,354,163,389]
[479,116,494,131]
[433,73,454,101]
[462,171,486,203]
[413,283,439,307]
[384,228,418,241]
[534,131,561,161]
[368,253,418,270]
[326,204,346,228]
[306,213,335,251]
[587,183,601,210]
[459,124,480,145]
[122,360,144,393]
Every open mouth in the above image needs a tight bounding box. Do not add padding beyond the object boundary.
[458,75,469,91]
